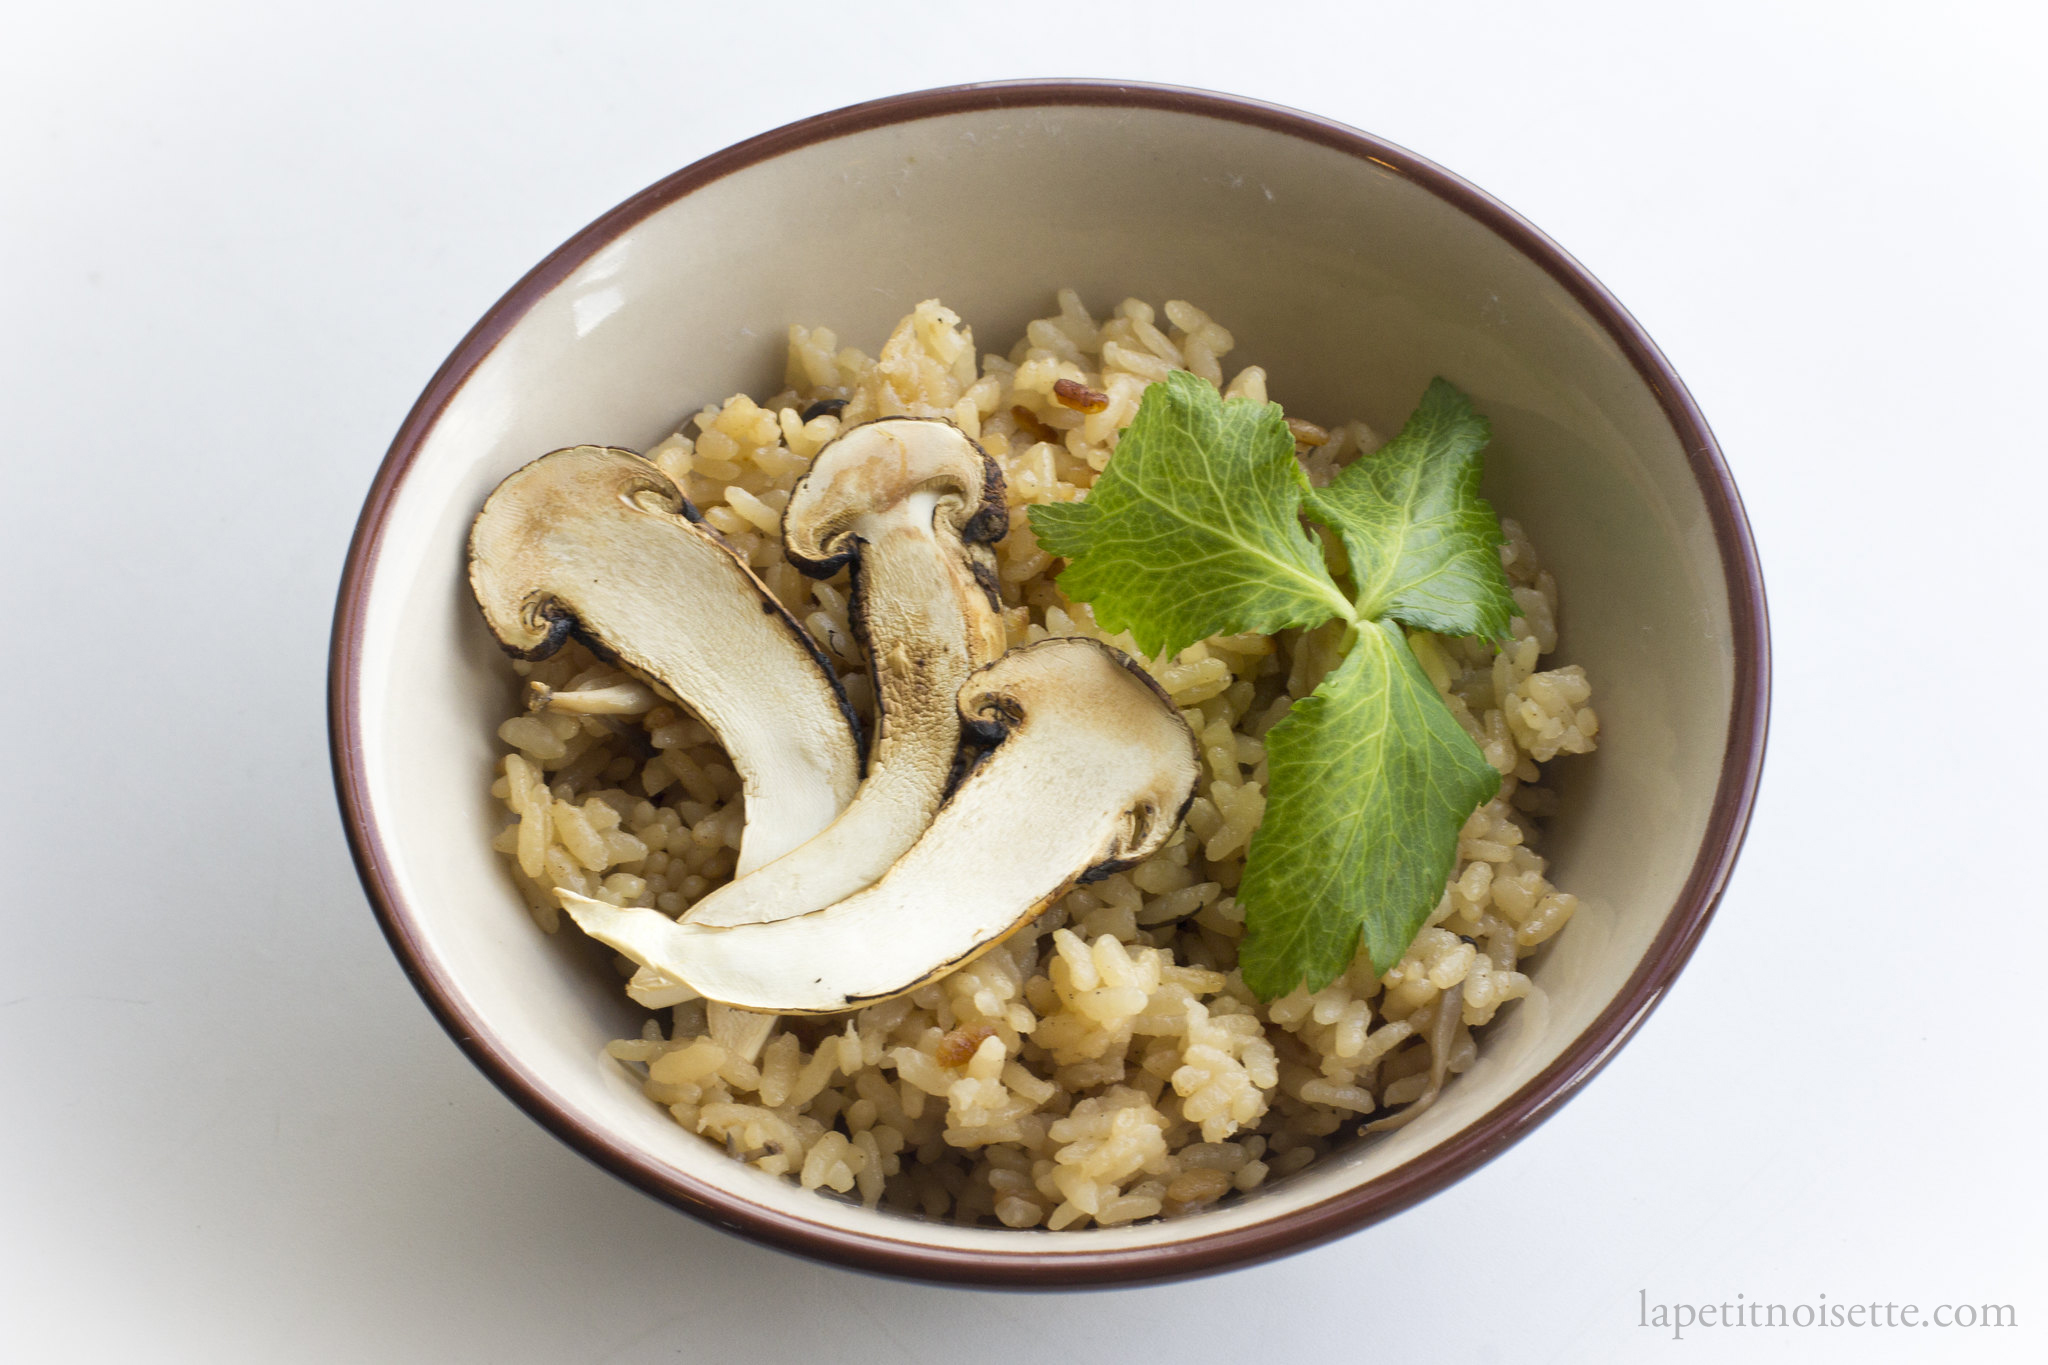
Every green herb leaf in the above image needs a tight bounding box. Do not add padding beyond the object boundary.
[1028,370,1353,658]
[1033,369,1518,1000]
[1303,378,1517,640]
[1237,620,1502,998]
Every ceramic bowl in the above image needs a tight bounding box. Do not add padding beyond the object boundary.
[330,80,1768,1287]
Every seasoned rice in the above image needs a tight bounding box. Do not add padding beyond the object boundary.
[484,293,1599,1228]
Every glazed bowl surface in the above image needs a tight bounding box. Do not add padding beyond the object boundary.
[330,80,1767,1287]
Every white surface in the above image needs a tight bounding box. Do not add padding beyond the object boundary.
[2,1,2041,1361]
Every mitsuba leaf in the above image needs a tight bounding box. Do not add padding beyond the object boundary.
[1035,368,1521,1000]
[1237,620,1502,998]
[1304,379,1517,640]
[1028,370,1351,659]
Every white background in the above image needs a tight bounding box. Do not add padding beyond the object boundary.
[4,2,2043,1361]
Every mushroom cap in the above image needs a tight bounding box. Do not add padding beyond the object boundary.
[469,447,681,657]
[954,638,1202,875]
[781,418,1007,574]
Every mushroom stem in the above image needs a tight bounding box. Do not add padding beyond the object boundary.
[568,638,1201,1015]
[533,681,659,715]
[668,419,1006,931]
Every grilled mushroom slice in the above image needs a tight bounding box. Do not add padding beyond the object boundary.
[669,418,1006,929]
[563,637,1201,1015]
[468,445,861,875]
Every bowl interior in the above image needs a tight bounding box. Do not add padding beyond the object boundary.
[343,94,1747,1268]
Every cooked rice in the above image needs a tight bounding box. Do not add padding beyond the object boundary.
[484,293,1599,1229]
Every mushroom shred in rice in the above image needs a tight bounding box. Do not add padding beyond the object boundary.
[484,293,1599,1230]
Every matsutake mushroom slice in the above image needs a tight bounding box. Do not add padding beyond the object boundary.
[468,445,861,876]
[662,419,1007,931]
[563,637,1201,1015]
[623,419,1005,1006]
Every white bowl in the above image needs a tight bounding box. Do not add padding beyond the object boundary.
[330,80,1768,1286]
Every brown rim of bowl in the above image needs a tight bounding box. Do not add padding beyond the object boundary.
[328,78,1770,1290]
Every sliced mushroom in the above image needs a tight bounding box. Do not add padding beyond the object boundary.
[565,637,1201,1015]
[469,445,861,875]
[668,418,1007,929]
[527,680,658,715]
[1364,980,1463,1133]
